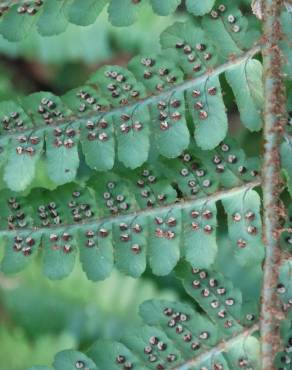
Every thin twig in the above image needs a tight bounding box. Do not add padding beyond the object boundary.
[260,0,287,368]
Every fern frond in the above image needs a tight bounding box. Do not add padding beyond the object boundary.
[0,148,260,279]
[28,295,260,370]
[0,32,261,191]
[0,0,252,41]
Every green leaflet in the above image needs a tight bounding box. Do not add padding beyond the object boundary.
[158,151,219,198]
[0,99,39,191]
[224,336,260,369]
[62,87,114,172]
[113,215,148,278]
[281,140,292,197]
[150,0,180,16]
[0,4,39,41]
[0,231,41,274]
[37,0,68,36]
[0,189,33,230]
[194,138,260,188]
[150,91,190,158]
[0,100,33,134]
[42,228,78,280]
[128,166,177,209]
[202,0,249,59]
[129,54,190,158]
[65,0,108,26]
[79,115,115,172]
[45,122,80,185]
[187,75,228,150]
[160,21,218,76]
[182,200,218,268]
[88,65,152,168]
[88,341,146,370]
[78,221,114,281]
[114,106,151,169]
[225,59,263,131]
[140,299,220,355]
[88,65,147,106]
[53,350,98,370]
[107,0,143,27]
[186,0,216,16]
[123,325,184,366]
[178,265,244,334]
[3,130,43,192]
[148,207,182,276]
[160,22,228,149]
[222,189,264,266]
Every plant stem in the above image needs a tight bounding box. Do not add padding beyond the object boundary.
[260,0,287,368]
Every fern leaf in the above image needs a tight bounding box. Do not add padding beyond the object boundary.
[128,54,190,158]
[53,350,98,370]
[150,0,181,16]
[182,199,218,268]
[0,160,259,279]
[225,59,264,131]
[222,188,264,266]
[186,75,228,150]
[1,231,42,274]
[177,265,244,333]
[0,3,38,41]
[30,297,260,370]
[158,153,220,198]
[0,0,262,43]
[0,34,261,191]
[160,21,219,77]
[65,0,108,27]
[0,0,180,40]
[3,129,43,191]
[37,0,68,36]
[194,137,261,188]
[107,0,143,27]
[186,0,216,16]
[160,21,260,149]
[201,0,249,59]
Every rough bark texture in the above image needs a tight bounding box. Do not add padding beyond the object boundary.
[260,0,287,368]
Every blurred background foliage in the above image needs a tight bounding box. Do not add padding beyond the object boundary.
[0,3,262,369]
